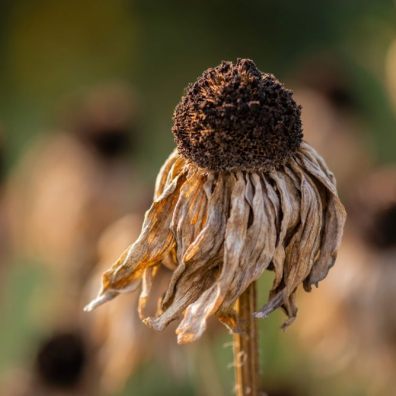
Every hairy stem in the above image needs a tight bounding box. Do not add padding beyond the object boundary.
[233,281,259,396]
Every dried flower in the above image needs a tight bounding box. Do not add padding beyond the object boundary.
[6,83,145,296]
[85,59,346,344]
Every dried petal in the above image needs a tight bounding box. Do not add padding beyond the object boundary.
[154,149,180,198]
[176,172,249,343]
[269,171,300,290]
[84,169,186,311]
[257,160,322,324]
[162,173,225,307]
[296,145,347,286]
[222,173,276,307]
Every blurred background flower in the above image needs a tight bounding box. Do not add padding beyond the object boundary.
[0,1,395,395]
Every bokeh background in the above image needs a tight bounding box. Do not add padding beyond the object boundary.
[0,1,396,395]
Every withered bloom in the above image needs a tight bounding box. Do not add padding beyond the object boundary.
[85,59,346,344]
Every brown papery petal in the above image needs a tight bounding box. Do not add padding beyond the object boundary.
[85,169,186,311]
[257,161,322,324]
[162,173,225,308]
[222,173,277,308]
[269,170,300,290]
[138,265,158,320]
[306,187,346,287]
[171,170,206,261]
[161,171,208,306]
[142,173,227,332]
[154,149,180,199]
[282,162,322,317]
[144,267,217,332]
[296,147,346,286]
[165,156,187,189]
[176,172,249,343]
[297,143,336,194]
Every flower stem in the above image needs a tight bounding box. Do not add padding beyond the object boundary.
[233,281,259,396]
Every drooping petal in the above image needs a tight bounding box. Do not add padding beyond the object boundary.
[222,173,277,308]
[154,149,180,199]
[282,165,321,320]
[306,188,346,287]
[256,160,322,324]
[162,173,223,306]
[159,170,208,306]
[142,172,228,331]
[269,170,300,290]
[138,265,158,320]
[176,172,249,343]
[138,265,173,322]
[171,170,207,264]
[297,142,336,193]
[299,142,336,185]
[296,145,347,287]
[84,169,186,311]
[144,266,218,333]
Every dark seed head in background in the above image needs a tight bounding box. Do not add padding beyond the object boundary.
[35,331,87,389]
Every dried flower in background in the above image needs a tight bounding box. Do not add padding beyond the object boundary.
[292,56,373,192]
[1,84,147,396]
[86,59,346,346]
[86,215,173,393]
[6,83,145,311]
[293,167,396,396]
[348,167,396,375]
[292,228,368,371]
[0,330,98,396]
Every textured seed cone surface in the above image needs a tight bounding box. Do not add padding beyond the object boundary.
[86,59,346,344]
[173,59,302,172]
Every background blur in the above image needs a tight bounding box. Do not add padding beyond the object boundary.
[0,1,396,395]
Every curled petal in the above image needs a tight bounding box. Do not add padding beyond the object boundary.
[176,172,249,343]
[222,173,277,307]
[297,142,336,193]
[257,161,322,324]
[85,170,186,311]
[144,267,218,333]
[154,149,180,198]
[296,145,347,286]
[269,170,300,289]
[162,173,225,307]
[138,266,157,320]
[170,170,207,264]
[142,173,228,332]
[306,190,346,287]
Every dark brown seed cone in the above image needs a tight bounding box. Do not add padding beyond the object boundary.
[172,58,303,171]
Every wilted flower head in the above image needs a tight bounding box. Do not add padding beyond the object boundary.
[85,59,346,344]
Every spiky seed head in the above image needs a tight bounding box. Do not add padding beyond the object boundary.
[172,58,303,171]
